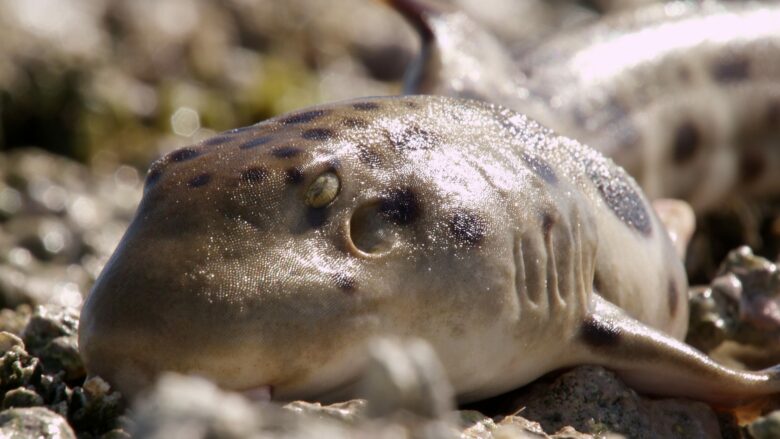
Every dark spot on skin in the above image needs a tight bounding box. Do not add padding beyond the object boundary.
[672,121,700,164]
[390,125,438,152]
[203,135,233,146]
[542,213,555,238]
[586,159,652,236]
[357,144,382,168]
[449,211,487,247]
[522,153,558,184]
[188,173,211,188]
[668,279,679,316]
[281,110,327,125]
[240,167,267,183]
[380,188,420,225]
[145,168,162,189]
[343,118,368,129]
[305,207,328,229]
[580,316,621,348]
[333,273,357,292]
[239,136,272,150]
[285,167,304,184]
[271,146,302,158]
[739,149,765,184]
[169,148,200,162]
[353,102,380,111]
[713,56,750,82]
[302,128,336,141]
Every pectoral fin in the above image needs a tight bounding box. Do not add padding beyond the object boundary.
[572,295,779,406]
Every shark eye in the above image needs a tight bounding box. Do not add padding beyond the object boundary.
[304,171,340,208]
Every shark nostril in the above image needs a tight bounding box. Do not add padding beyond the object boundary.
[348,201,398,256]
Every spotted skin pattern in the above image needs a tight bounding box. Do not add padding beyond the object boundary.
[399,0,780,211]
[80,96,780,405]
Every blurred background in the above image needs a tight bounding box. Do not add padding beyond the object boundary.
[0,0,613,166]
[0,0,420,167]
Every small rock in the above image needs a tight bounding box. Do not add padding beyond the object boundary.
[1,323,123,437]
[68,376,125,435]
[496,415,597,439]
[462,413,601,439]
[687,284,733,352]
[460,411,498,439]
[748,410,780,439]
[0,342,41,394]
[284,399,367,423]
[0,406,76,439]
[130,373,262,439]
[0,331,23,352]
[0,306,31,336]
[21,304,84,381]
[688,247,780,367]
[82,375,112,397]
[2,387,44,409]
[358,337,455,420]
[21,304,79,347]
[718,247,780,337]
[130,373,418,439]
[42,335,84,381]
[505,365,720,438]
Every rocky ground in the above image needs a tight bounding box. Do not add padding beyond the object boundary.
[3,0,780,437]
[0,146,779,438]
[0,297,779,438]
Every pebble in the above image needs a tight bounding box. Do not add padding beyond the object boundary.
[0,407,76,439]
